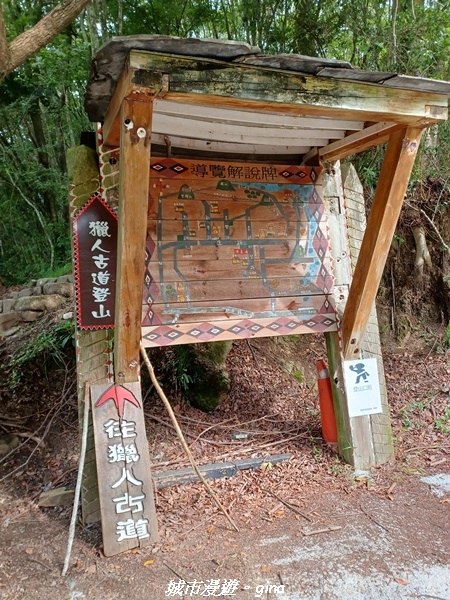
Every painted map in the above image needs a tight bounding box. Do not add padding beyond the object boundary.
[141,159,336,347]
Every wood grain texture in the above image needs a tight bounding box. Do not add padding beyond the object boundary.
[114,98,153,383]
[319,123,402,161]
[142,313,337,347]
[341,127,422,358]
[341,162,393,466]
[143,159,333,344]
[129,51,448,125]
[103,54,165,147]
[91,382,158,557]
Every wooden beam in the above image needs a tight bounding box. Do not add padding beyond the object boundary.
[152,113,346,144]
[319,122,403,161]
[150,133,309,155]
[130,51,448,125]
[102,56,166,147]
[341,127,423,358]
[155,99,366,131]
[114,98,153,383]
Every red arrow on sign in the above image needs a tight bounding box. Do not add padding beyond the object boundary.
[95,385,140,417]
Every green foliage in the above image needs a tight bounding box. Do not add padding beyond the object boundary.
[6,320,75,388]
[440,322,450,351]
[2,0,450,284]
[434,402,450,434]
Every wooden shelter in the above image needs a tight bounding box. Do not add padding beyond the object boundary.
[69,35,450,554]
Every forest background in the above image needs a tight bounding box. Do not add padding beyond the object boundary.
[1,0,450,305]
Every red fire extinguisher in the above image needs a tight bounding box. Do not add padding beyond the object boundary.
[316,360,338,444]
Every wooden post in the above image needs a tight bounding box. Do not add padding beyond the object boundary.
[114,98,153,383]
[341,127,423,359]
[325,163,394,470]
[67,144,115,524]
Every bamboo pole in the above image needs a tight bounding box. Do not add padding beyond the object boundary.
[62,383,90,576]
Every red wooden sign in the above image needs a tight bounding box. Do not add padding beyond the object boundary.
[73,193,118,329]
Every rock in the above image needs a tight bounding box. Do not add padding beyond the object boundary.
[0,436,20,455]
[56,275,70,283]
[62,312,74,320]
[37,277,56,287]
[8,291,19,299]
[18,287,34,298]
[0,312,21,333]
[2,299,16,312]
[42,282,74,297]
[20,311,42,322]
[0,300,2,313]
[1,326,21,338]
[31,286,43,296]
[38,487,75,507]
[15,294,65,312]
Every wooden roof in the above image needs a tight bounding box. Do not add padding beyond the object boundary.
[85,35,450,162]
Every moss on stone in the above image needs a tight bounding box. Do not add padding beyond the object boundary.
[72,181,99,198]
[67,145,99,185]
[175,341,232,412]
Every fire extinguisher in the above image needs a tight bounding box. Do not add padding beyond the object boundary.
[316,360,338,444]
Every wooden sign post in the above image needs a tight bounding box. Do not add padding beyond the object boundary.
[90,382,158,556]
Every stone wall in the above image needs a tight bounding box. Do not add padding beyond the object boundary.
[0,275,74,337]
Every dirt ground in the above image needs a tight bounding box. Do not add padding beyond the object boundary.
[0,331,449,599]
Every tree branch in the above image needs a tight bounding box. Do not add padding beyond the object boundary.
[1,0,92,81]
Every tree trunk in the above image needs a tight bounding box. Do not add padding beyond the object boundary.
[0,0,92,81]
[412,225,432,284]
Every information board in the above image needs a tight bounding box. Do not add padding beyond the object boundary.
[142,159,337,347]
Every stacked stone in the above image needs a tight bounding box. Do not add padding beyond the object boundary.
[0,275,74,337]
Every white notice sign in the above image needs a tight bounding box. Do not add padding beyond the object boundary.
[343,358,383,418]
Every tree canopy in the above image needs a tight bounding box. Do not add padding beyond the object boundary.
[0,0,449,284]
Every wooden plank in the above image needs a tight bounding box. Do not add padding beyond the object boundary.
[382,74,450,95]
[91,382,158,557]
[153,454,291,489]
[145,294,332,325]
[319,123,402,161]
[323,164,352,287]
[148,200,315,223]
[149,157,321,184]
[142,312,337,347]
[103,55,165,147]
[152,239,314,261]
[341,127,422,358]
[166,91,445,128]
[114,98,153,383]
[155,99,366,131]
[144,276,331,304]
[148,220,314,241]
[143,258,330,283]
[150,134,309,156]
[325,331,375,469]
[129,52,448,125]
[152,113,345,144]
[341,161,393,467]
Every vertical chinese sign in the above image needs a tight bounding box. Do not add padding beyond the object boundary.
[91,382,158,556]
[73,193,117,329]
